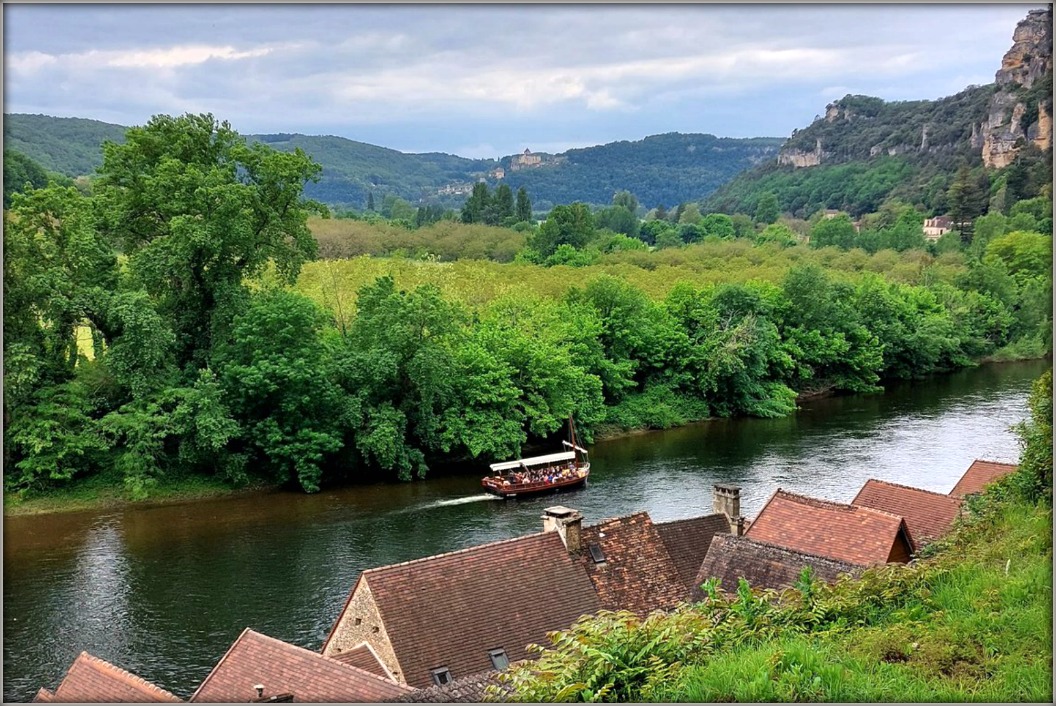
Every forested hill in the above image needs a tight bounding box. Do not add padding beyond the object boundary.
[705,8,1053,219]
[4,113,782,210]
[3,114,128,176]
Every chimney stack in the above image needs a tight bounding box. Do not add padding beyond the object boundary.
[542,506,583,553]
[713,484,744,536]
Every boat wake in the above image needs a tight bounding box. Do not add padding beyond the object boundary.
[421,494,502,509]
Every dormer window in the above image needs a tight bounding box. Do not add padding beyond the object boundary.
[430,667,452,686]
[488,648,510,670]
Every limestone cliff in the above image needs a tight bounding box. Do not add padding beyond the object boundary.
[981,7,1053,168]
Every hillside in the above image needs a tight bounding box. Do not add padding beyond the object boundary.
[4,113,781,210]
[3,113,127,176]
[705,8,1053,219]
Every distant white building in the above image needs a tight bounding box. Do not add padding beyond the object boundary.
[923,216,953,241]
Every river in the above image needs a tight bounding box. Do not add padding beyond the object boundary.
[2,359,1048,701]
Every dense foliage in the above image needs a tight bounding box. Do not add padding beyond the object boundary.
[3,113,128,176]
[491,425,1053,702]
[4,113,1052,502]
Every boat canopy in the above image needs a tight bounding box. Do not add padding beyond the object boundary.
[490,450,577,473]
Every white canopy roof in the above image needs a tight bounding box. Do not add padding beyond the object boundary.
[490,450,577,472]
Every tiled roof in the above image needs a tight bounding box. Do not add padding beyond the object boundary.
[391,670,511,703]
[654,514,731,591]
[355,530,601,689]
[950,460,1018,498]
[32,688,54,703]
[853,479,963,551]
[328,643,391,680]
[578,512,688,614]
[745,489,914,566]
[42,652,181,703]
[692,534,861,598]
[190,628,411,703]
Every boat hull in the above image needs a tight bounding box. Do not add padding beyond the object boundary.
[482,467,589,498]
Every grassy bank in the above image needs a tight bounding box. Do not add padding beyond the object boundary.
[3,469,272,517]
[494,468,1053,702]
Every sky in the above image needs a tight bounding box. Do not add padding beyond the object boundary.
[3,3,1045,159]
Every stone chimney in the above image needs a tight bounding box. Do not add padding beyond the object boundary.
[713,484,744,536]
[542,506,583,553]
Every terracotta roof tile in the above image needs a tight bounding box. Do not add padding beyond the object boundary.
[578,513,688,614]
[44,652,181,703]
[32,688,54,703]
[745,489,914,566]
[190,628,411,703]
[950,460,1017,498]
[328,644,391,679]
[358,531,601,689]
[391,670,511,703]
[853,479,963,551]
[692,534,862,597]
[654,514,731,591]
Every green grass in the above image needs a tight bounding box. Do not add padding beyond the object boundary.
[3,468,272,516]
[658,499,1053,703]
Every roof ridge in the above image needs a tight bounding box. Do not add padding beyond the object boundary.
[247,629,411,691]
[364,529,555,576]
[79,652,180,701]
[859,478,964,501]
[654,512,726,528]
[587,510,653,529]
[715,533,862,569]
[971,458,1017,466]
[190,627,250,701]
[774,488,906,522]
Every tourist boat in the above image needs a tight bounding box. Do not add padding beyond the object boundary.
[481,420,590,499]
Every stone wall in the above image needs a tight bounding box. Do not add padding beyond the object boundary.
[323,579,406,685]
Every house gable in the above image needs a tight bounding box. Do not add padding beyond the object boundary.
[853,478,963,551]
[323,576,405,684]
[43,652,181,703]
[653,514,732,592]
[950,460,1018,498]
[746,489,912,566]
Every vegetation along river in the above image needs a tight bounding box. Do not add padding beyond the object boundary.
[2,359,1049,701]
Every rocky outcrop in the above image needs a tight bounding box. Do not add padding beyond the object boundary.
[982,8,1053,168]
[777,138,824,168]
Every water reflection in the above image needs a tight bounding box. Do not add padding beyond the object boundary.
[3,360,1048,702]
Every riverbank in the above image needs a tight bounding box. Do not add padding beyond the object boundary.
[3,471,275,517]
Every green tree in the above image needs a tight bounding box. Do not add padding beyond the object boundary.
[1014,369,1052,505]
[595,205,640,238]
[612,190,640,214]
[367,191,375,211]
[461,181,490,224]
[94,113,324,372]
[755,192,780,224]
[700,213,736,240]
[515,187,532,223]
[947,165,987,243]
[530,203,595,258]
[3,149,50,208]
[809,214,857,249]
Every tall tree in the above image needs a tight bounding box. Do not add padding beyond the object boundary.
[947,165,987,244]
[94,113,324,372]
[755,192,780,224]
[367,191,375,211]
[461,181,490,224]
[515,187,532,223]
[493,183,515,224]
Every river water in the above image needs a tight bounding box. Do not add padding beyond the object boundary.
[2,360,1049,701]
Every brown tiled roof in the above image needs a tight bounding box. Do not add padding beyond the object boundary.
[692,534,862,598]
[745,489,914,566]
[190,628,411,703]
[391,670,511,703]
[44,652,181,703]
[32,688,54,702]
[328,643,391,679]
[577,512,688,614]
[950,460,1018,498]
[654,514,731,591]
[349,531,601,689]
[852,479,963,551]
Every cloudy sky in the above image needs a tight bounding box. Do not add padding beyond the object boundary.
[4,3,1044,158]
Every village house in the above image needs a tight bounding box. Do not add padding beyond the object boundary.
[321,498,736,689]
[852,479,964,552]
[190,628,411,703]
[744,489,915,566]
[33,652,181,703]
[949,459,1018,498]
[490,167,505,179]
[922,215,953,241]
[692,533,862,596]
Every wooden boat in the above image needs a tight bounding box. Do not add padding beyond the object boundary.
[482,420,590,499]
